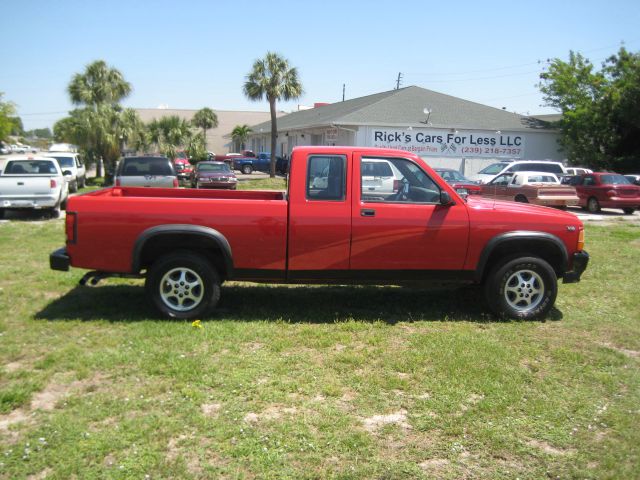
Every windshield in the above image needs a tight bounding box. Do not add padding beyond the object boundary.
[199,163,230,172]
[436,170,468,182]
[478,162,510,175]
[600,174,631,185]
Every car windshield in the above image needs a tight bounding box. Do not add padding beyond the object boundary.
[600,174,631,185]
[199,163,230,172]
[436,170,467,182]
[47,156,74,167]
[478,162,510,175]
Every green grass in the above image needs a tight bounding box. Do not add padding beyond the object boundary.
[237,177,287,190]
[0,218,638,479]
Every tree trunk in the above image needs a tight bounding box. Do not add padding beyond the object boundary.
[269,98,277,178]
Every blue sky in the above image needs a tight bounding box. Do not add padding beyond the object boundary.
[2,0,639,130]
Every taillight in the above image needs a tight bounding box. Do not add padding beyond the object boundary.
[50,179,57,189]
[65,212,77,244]
[173,179,179,188]
[115,179,121,187]
[393,179,400,192]
[577,228,585,251]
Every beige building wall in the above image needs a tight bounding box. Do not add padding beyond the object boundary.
[135,108,284,155]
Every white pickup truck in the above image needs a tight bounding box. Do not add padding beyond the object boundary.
[0,156,69,218]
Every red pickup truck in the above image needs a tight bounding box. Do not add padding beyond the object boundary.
[50,147,588,320]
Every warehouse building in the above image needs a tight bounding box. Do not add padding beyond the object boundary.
[246,86,562,176]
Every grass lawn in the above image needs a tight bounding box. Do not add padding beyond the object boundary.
[0,213,638,479]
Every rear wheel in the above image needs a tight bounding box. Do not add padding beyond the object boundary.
[242,164,253,175]
[623,208,635,215]
[145,251,221,319]
[484,256,557,320]
[69,180,78,193]
[587,197,600,213]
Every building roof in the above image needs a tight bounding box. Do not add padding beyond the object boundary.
[249,86,554,133]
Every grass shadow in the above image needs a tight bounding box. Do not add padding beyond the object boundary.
[34,282,558,324]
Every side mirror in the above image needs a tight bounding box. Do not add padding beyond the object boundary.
[440,190,454,205]
[63,170,73,176]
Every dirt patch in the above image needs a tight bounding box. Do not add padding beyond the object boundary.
[362,409,412,434]
[244,342,264,352]
[601,342,640,358]
[31,374,104,411]
[243,404,298,424]
[201,403,222,417]
[526,439,575,456]
[166,434,189,463]
[26,468,52,480]
[5,361,26,373]
[419,458,450,474]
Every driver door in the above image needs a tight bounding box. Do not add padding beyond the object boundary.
[350,154,469,272]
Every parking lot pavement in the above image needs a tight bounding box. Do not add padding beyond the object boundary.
[565,206,640,222]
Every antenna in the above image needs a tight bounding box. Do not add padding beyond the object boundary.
[396,72,403,90]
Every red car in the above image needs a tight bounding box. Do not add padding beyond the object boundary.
[190,161,237,189]
[434,168,482,195]
[568,172,640,214]
[173,152,193,183]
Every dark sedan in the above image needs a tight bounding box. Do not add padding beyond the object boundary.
[434,168,482,195]
[190,161,238,189]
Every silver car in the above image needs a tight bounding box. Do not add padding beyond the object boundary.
[114,156,178,188]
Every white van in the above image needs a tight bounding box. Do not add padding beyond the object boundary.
[44,152,87,192]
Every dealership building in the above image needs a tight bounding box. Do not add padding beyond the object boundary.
[246,86,563,176]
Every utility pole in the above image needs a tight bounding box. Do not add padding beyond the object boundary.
[342,84,345,102]
[396,72,403,90]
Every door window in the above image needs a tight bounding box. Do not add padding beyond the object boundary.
[360,157,440,204]
[306,155,346,201]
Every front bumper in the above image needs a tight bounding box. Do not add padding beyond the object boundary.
[563,250,589,283]
[50,247,70,271]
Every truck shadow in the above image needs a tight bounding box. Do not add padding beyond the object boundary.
[35,283,563,324]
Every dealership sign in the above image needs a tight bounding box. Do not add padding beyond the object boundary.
[371,128,525,158]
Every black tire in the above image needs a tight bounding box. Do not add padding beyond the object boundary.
[515,195,528,203]
[242,164,253,175]
[587,197,600,213]
[79,177,86,189]
[0,208,4,219]
[484,256,557,320]
[69,180,78,193]
[623,208,635,215]
[145,251,220,319]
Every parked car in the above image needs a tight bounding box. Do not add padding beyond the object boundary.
[481,171,579,208]
[469,160,566,184]
[624,174,640,186]
[44,151,86,192]
[230,155,271,174]
[50,146,589,321]
[0,156,69,218]
[190,161,237,189]
[10,144,26,154]
[360,159,403,197]
[173,152,193,184]
[114,156,179,188]
[434,168,482,196]
[0,142,10,155]
[568,172,640,214]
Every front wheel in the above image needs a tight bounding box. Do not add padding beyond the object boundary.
[587,197,600,213]
[145,252,220,319]
[241,164,253,175]
[484,256,557,320]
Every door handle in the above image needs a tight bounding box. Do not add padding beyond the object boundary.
[360,209,376,217]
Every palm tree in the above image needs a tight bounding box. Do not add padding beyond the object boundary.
[191,108,218,150]
[243,52,303,177]
[231,124,252,151]
[146,115,193,160]
[66,60,132,176]
[68,60,132,108]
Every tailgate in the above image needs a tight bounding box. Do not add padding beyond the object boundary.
[0,176,54,197]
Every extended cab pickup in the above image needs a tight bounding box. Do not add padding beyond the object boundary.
[50,147,589,320]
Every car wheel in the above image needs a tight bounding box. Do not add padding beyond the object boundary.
[515,195,528,203]
[145,251,220,319]
[0,208,4,219]
[623,208,635,215]
[49,205,61,219]
[69,180,78,193]
[587,197,600,213]
[484,256,557,320]
[79,177,86,189]
[242,165,253,175]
